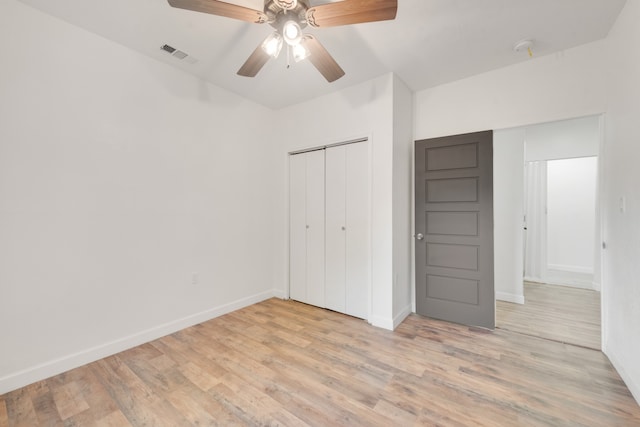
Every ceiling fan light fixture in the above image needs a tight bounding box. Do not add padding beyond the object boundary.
[292,42,310,62]
[283,20,302,46]
[262,31,283,58]
[168,0,399,82]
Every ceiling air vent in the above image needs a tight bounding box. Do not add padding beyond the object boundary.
[172,50,188,60]
[160,44,198,64]
[161,44,176,54]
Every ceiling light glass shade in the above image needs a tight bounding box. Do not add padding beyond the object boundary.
[292,42,310,62]
[282,20,302,46]
[261,32,283,58]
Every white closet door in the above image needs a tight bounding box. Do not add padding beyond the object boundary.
[325,146,347,313]
[305,150,326,308]
[290,143,367,317]
[345,142,369,319]
[289,154,307,302]
[325,141,369,320]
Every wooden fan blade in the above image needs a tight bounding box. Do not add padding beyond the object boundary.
[237,44,271,77]
[167,0,267,24]
[306,0,397,28]
[301,35,345,82]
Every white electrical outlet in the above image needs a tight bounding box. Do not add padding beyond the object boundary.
[191,272,199,285]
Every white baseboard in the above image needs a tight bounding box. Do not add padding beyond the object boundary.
[393,305,412,329]
[0,289,281,395]
[547,264,593,275]
[527,271,597,290]
[546,266,594,289]
[543,277,595,290]
[496,292,525,304]
[605,348,640,406]
[271,287,286,300]
[369,315,394,331]
[369,306,411,331]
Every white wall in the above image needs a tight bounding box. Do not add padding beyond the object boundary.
[526,116,601,161]
[415,41,607,140]
[602,0,640,404]
[547,157,598,278]
[0,0,278,394]
[392,75,414,326]
[273,73,397,329]
[493,128,525,304]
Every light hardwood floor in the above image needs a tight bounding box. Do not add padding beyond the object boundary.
[497,281,601,350]
[2,298,638,426]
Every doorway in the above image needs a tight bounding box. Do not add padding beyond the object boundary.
[494,116,602,349]
[524,157,599,289]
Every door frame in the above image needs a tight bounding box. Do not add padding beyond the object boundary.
[285,135,373,322]
[411,115,605,348]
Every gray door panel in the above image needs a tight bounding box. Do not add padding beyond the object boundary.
[415,131,494,329]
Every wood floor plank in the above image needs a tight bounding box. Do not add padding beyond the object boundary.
[31,388,63,426]
[94,410,132,427]
[373,398,417,425]
[177,361,221,392]
[497,281,601,349]
[51,381,90,420]
[90,356,190,426]
[169,384,246,426]
[165,385,219,426]
[4,388,40,427]
[0,398,7,427]
[2,297,639,426]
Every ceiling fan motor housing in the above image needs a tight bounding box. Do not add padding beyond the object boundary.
[273,0,298,10]
[265,0,310,31]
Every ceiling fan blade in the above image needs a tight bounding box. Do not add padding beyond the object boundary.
[301,35,345,82]
[167,0,267,23]
[306,0,397,28]
[237,43,271,77]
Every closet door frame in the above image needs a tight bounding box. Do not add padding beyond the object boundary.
[287,137,372,322]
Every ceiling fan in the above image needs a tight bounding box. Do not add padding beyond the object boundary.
[167,0,398,82]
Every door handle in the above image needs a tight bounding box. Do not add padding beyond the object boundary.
[415,233,424,241]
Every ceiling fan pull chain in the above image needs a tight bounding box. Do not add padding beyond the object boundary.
[287,44,291,69]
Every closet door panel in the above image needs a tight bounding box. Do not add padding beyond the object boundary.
[305,150,326,308]
[345,142,370,319]
[325,146,347,313]
[289,154,307,302]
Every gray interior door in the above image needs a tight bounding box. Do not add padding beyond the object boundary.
[415,131,494,329]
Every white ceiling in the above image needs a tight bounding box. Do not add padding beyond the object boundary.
[17,0,626,109]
